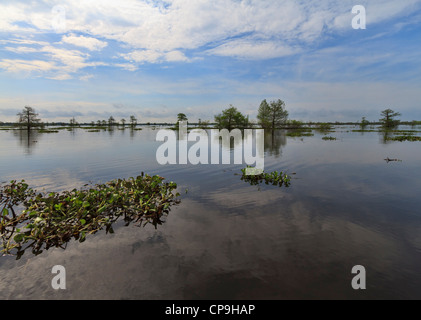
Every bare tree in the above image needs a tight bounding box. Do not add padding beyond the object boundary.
[17,106,41,130]
[130,115,137,127]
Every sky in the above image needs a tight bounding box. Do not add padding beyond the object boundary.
[0,0,421,123]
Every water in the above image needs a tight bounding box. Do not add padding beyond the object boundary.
[1,125,421,299]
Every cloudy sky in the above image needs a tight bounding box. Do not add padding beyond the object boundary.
[0,0,420,123]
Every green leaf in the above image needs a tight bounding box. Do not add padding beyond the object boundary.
[80,219,86,225]
[14,234,25,243]
[2,208,8,216]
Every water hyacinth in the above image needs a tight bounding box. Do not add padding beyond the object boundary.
[240,166,291,187]
[0,174,180,259]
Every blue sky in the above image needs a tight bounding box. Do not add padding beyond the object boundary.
[0,0,421,123]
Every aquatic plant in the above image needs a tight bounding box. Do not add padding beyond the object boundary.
[315,123,333,132]
[286,130,314,137]
[240,166,291,187]
[38,129,59,133]
[0,174,180,259]
[322,136,337,140]
[352,129,378,132]
[386,135,421,142]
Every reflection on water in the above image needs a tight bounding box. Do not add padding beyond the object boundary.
[1,126,421,299]
[264,130,286,157]
[13,129,41,155]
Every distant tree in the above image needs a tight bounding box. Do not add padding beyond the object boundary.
[108,116,116,126]
[70,117,77,127]
[360,117,370,128]
[257,99,271,129]
[97,120,102,127]
[267,99,288,130]
[201,120,210,128]
[173,113,188,130]
[177,113,188,123]
[121,119,126,127]
[287,120,304,128]
[101,120,107,126]
[17,106,41,130]
[129,115,137,127]
[380,109,401,128]
[214,105,247,130]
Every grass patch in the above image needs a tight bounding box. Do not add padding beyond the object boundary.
[38,129,59,133]
[352,129,378,132]
[386,135,421,142]
[322,136,337,140]
[81,126,107,130]
[286,130,314,137]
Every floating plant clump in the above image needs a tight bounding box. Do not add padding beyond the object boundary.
[322,136,337,140]
[0,174,180,259]
[386,135,421,142]
[240,166,291,187]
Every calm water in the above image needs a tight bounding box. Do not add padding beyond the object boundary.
[1,126,421,299]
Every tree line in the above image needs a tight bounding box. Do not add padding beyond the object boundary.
[2,104,414,131]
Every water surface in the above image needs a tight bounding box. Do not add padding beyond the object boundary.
[1,126,421,299]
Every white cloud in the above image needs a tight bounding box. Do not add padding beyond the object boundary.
[1,0,420,63]
[0,59,56,74]
[4,46,39,54]
[61,34,108,51]
[121,49,190,64]
[207,39,299,60]
[0,44,107,79]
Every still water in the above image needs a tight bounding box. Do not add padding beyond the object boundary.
[1,126,421,299]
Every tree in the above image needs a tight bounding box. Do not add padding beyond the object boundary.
[380,109,401,128]
[108,116,116,126]
[268,99,288,130]
[177,113,188,123]
[69,117,77,127]
[121,119,126,127]
[360,117,370,129]
[214,105,247,130]
[17,106,41,130]
[129,115,137,127]
[257,99,271,129]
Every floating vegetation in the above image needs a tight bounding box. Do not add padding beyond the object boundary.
[82,126,107,130]
[87,129,101,132]
[0,174,181,259]
[385,129,420,134]
[322,136,337,140]
[384,157,402,163]
[286,130,314,137]
[386,135,421,142]
[38,129,59,133]
[314,123,334,132]
[352,129,378,132]
[240,166,291,187]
